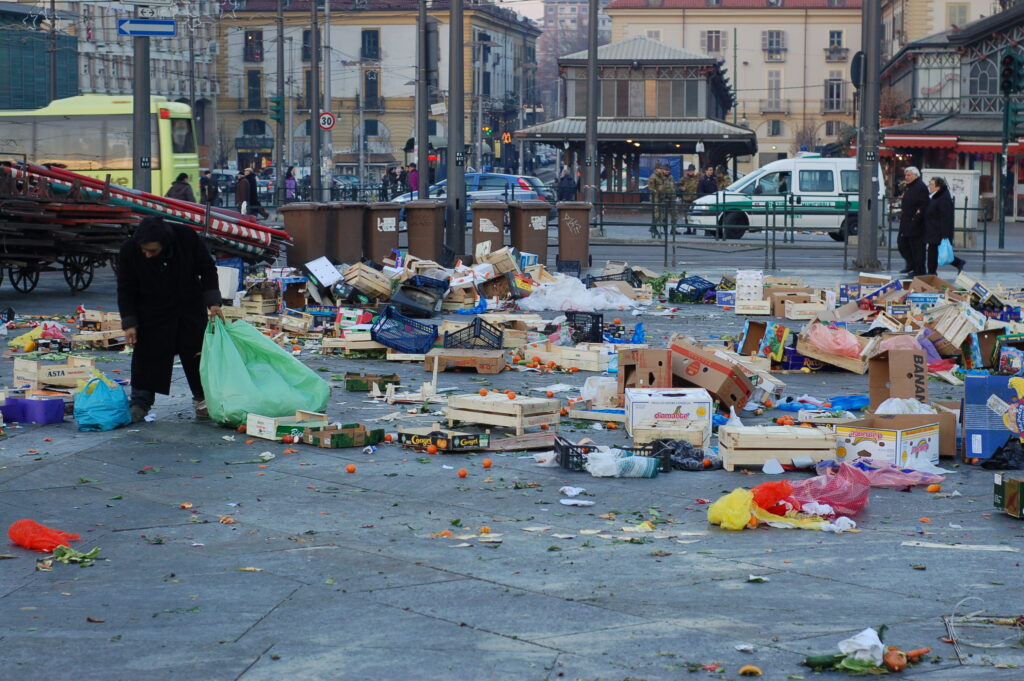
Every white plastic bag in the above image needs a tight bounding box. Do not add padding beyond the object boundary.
[837,628,884,665]
[581,377,619,408]
[875,398,937,415]
[520,275,637,312]
[585,449,620,477]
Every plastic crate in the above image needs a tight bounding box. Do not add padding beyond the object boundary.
[565,311,604,343]
[407,275,449,295]
[440,244,456,269]
[603,322,626,339]
[554,437,668,473]
[555,256,582,279]
[669,276,716,304]
[584,269,642,289]
[388,284,442,318]
[370,305,439,354]
[444,318,503,349]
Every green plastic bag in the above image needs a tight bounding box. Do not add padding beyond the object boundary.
[199,318,330,427]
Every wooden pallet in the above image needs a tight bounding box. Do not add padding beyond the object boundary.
[445,393,560,436]
[424,348,506,374]
[631,421,708,447]
[71,328,125,349]
[322,332,387,355]
[718,425,836,471]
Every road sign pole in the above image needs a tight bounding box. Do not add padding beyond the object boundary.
[132,12,151,193]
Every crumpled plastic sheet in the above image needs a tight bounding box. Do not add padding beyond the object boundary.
[804,322,863,359]
[815,457,946,488]
[875,397,938,415]
[519,275,638,312]
[878,334,923,353]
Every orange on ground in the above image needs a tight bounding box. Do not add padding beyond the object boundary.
[606,422,618,430]
[546,391,555,398]
[506,391,516,400]
[479,526,491,534]
[282,435,293,444]
[540,424,550,430]
[479,388,489,396]
[236,425,246,433]
[457,468,468,478]
[926,483,942,493]
[426,444,439,455]
[384,433,394,443]
[560,408,568,416]
[482,458,493,469]
[532,356,541,364]
[345,464,356,474]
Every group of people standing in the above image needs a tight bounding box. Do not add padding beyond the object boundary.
[380,163,419,199]
[648,164,722,238]
[897,166,966,276]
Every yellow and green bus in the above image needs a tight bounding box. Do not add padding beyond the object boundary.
[0,94,199,196]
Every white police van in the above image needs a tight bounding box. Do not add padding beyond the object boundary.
[687,154,885,241]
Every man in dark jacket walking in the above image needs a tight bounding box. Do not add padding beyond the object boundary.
[921,176,966,275]
[166,173,196,203]
[898,166,929,275]
[243,168,268,218]
[199,170,219,206]
[117,217,225,422]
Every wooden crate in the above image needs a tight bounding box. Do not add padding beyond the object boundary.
[718,425,836,471]
[735,300,771,316]
[344,372,400,392]
[241,298,278,315]
[445,393,560,436]
[79,309,121,330]
[13,356,96,389]
[343,262,394,299]
[631,420,707,447]
[795,334,877,374]
[246,410,328,441]
[71,328,125,349]
[424,348,506,374]
[568,400,627,423]
[321,332,387,355]
[478,247,520,275]
[783,301,827,321]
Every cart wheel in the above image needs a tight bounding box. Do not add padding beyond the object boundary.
[63,255,95,291]
[9,266,39,293]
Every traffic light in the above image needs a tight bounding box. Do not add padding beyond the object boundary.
[268,95,284,122]
[482,125,492,136]
[1009,101,1024,131]
[1000,49,1024,95]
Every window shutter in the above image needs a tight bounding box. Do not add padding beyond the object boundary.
[761,31,769,50]
[721,32,728,55]
[700,30,707,52]
[780,32,787,50]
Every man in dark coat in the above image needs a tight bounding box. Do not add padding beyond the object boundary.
[898,166,929,275]
[199,170,219,206]
[696,165,719,197]
[234,172,248,212]
[165,173,196,203]
[921,176,966,275]
[243,168,268,218]
[117,217,225,422]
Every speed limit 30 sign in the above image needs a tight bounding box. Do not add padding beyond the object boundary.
[318,112,336,130]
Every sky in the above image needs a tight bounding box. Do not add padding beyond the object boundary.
[497,0,545,22]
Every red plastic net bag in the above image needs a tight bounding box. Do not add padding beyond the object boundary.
[7,519,81,552]
[789,463,871,517]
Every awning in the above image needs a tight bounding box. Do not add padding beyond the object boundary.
[957,140,1021,154]
[882,134,958,149]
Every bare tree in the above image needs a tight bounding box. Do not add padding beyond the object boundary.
[792,118,820,155]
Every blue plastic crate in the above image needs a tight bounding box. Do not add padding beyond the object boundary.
[370,305,438,354]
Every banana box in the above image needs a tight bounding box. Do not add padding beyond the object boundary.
[835,415,940,469]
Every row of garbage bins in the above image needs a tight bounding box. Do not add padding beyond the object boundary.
[279,200,592,267]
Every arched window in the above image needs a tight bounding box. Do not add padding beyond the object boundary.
[969,59,997,96]
[242,119,267,136]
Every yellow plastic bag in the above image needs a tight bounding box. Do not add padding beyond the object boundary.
[8,326,42,351]
[707,488,755,531]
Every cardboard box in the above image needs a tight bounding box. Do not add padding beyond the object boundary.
[246,410,329,441]
[735,300,771,316]
[909,275,954,294]
[964,375,1024,459]
[963,329,1003,369]
[624,387,713,440]
[835,415,941,468]
[669,336,755,408]
[933,399,961,458]
[868,350,929,410]
[784,300,827,321]
[859,272,892,287]
[715,290,737,307]
[769,289,814,316]
[396,426,490,452]
[993,472,1024,518]
[617,349,672,395]
[12,356,96,389]
[305,424,386,449]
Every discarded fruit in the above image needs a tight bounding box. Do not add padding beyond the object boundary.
[919,517,931,523]
[292,344,302,352]
[457,468,468,478]
[560,407,568,416]
[479,388,489,396]
[236,425,246,433]
[883,649,907,672]
[532,356,542,364]
[482,458,492,469]
[506,391,516,400]
[926,484,942,493]
[540,424,550,430]
[905,648,931,662]
[606,422,618,430]
[737,664,763,676]
[546,391,555,398]
[281,435,293,444]
[384,433,394,443]
[479,526,491,534]
[426,444,439,455]
[612,318,621,324]
[345,464,356,474]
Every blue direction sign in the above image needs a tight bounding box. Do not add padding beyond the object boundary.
[117,19,177,37]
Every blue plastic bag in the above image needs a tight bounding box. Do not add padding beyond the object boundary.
[937,238,954,266]
[74,376,131,431]
[200,319,330,426]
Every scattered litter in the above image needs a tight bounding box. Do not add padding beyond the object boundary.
[559,499,595,506]
[747,574,770,583]
[559,486,586,497]
[901,541,1019,553]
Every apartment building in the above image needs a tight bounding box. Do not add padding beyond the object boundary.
[218,1,538,178]
[11,1,220,163]
[536,0,613,119]
[605,0,861,171]
[881,0,999,62]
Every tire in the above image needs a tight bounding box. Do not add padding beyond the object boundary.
[722,212,748,240]
[831,216,858,242]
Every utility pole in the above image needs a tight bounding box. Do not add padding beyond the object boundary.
[446,0,466,253]
[357,73,365,189]
[584,0,599,204]
[310,0,322,200]
[276,0,285,203]
[324,0,334,186]
[287,38,295,174]
[517,69,526,174]
[732,26,738,180]
[416,0,429,197]
[188,19,196,127]
[854,0,881,271]
[48,0,57,102]
[132,5,152,193]
[475,43,483,170]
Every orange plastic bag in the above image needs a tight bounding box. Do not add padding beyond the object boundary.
[7,518,81,552]
[751,480,797,516]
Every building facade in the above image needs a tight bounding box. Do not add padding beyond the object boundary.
[10,1,220,165]
[0,2,78,109]
[535,0,613,120]
[881,0,1000,63]
[218,0,539,180]
[604,0,862,172]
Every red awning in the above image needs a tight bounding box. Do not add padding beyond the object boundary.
[882,134,958,149]
[957,140,1021,154]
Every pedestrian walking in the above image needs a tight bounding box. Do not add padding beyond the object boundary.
[921,176,966,275]
[898,166,929,275]
[116,216,225,423]
[199,170,219,206]
[408,163,420,195]
[244,168,268,218]
[165,173,196,203]
[284,166,297,203]
[696,165,718,198]
[234,172,248,213]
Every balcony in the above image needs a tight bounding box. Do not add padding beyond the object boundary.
[821,98,853,114]
[825,46,850,62]
[759,98,790,114]
[763,48,786,62]
[363,95,386,111]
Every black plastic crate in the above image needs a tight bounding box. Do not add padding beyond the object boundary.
[407,275,449,295]
[669,275,716,304]
[370,305,438,354]
[565,311,604,343]
[602,322,626,339]
[440,244,456,269]
[584,269,642,289]
[555,256,582,279]
[444,318,503,349]
[388,284,442,318]
[555,436,598,472]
